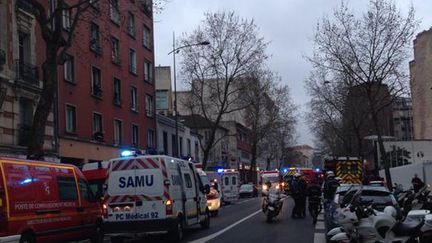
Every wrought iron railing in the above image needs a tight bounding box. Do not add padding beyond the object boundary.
[15,59,39,84]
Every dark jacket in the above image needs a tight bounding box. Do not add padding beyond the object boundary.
[323,178,340,200]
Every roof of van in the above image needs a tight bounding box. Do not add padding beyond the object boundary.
[0,157,76,168]
[109,155,190,162]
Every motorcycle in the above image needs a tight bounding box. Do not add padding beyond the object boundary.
[262,188,283,222]
[328,189,431,243]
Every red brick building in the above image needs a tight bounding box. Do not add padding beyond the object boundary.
[0,0,156,165]
[57,0,156,164]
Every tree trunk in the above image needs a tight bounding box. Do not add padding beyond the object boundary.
[249,139,258,184]
[27,48,57,160]
[370,105,392,189]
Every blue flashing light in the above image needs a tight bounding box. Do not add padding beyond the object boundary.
[217,168,224,173]
[282,168,288,173]
[315,168,321,172]
[121,150,134,157]
[20,178,32,185]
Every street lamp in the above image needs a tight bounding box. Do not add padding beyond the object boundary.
[168,32,210,157]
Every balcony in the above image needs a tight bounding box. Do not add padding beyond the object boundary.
[15,59,39,85]
[92,85,102,98]
[18,124,32,146]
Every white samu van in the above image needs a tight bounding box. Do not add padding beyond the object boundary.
[102,155,211,242]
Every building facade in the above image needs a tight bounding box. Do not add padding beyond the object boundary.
[155,66,173,116]
[410,28,432,140]
[57,0,156,165]
[392,97,413,141]
[0,0,56,159]
[156,114,201,161]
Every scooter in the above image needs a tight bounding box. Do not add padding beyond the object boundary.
[262,188,283,222]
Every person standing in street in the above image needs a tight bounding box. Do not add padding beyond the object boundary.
[297,175,308,218]
[412,174,425,193]
[291,173,301,218]
[323,171,340,210]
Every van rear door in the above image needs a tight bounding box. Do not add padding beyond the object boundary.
[106,163,165,222]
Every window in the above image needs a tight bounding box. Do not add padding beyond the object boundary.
[156,90,168,109]
[90,23,100,54]
[187,138,191,156]
[195,141,199,162]
[148,129,155,148]
[232,176,237,185]
[163,131,168,154]
[110,0,120,24]
[64,54,74,82]
[183,174,192,188]
[127,12,135,36]
[145,94,154,117]
[18,98,33,146]
[62,4,72,30]
[65,105,76,133]
[92,113,102,138]
[224,177,229,186]
[143,25,151,49]
[179,136,183,156]
[91,67,102,97]
[89,0,99,9]
[113,78,121,105]
[129,49,137,74]
[111,37,120,64]
[171,134,176,156]
[57,177,78,201]
[132,124,139,146]
[78,179,95,202]
[114,119,122,145]
[130,86,138,111]
[18,31,30,63]
[144,60,153,82]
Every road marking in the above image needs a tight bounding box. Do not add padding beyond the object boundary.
[236,198,255,204]
[317,214,324,220]
[315,221,325,230]
[188,209,262,243]
[314,233,326,243]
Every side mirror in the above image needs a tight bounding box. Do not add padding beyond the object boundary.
[103,184,108,191]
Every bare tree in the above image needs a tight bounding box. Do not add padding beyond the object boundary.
[23,0,166,159]
[243,69,295,181]
[306,67,367,157]
[308,0,417,187]
[180,11,268,169]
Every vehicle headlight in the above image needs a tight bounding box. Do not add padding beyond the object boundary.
[276,184,280,190]
[263,185,268,191]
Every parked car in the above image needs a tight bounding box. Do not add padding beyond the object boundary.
[325,185,399,233]
[103,155,211,242]
[239,184,258,198]
[0,157,103,243]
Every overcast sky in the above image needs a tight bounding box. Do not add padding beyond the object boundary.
[153,0,432,147]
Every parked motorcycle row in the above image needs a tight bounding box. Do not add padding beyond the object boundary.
[327,185,432,243]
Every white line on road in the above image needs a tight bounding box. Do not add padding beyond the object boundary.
[236,198,255,204]
[314,233,326,243]
[188,209,262,243]
[315,221,325,230]
[317,214,324,220]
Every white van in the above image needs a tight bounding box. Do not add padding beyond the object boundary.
[206,169,239,203]
[102,155,210,242]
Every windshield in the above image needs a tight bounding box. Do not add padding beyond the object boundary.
[241,184,253,190]
[200,175,210,186]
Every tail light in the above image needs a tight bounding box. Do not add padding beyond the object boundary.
[165,199,173,215]
[102,203,108,218]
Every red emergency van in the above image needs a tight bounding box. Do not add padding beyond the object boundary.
[0,157,103,243]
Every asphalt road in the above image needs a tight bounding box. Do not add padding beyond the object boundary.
[113,195,323,243]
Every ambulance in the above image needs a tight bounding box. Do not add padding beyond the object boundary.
[103,155,211,242]
[0,157,103,243]
[206,169,239,203]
